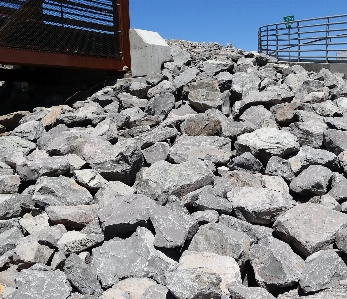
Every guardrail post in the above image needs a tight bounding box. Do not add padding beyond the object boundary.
[258,28,261,53]
[276,24,278,59]
[326,17,329,62]
[297,21,300,62]
[266,25,269,55]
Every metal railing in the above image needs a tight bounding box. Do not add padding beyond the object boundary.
[258,14,347,63]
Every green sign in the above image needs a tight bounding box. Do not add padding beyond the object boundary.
[283,15,294,29]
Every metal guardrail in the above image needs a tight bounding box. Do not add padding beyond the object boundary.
[258,14,347,63]
[0,0,130,71]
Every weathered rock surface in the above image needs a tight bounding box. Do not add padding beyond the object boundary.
[274,203,347,257]
[227,187,296,225]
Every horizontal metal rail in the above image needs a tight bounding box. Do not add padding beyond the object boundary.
[258,14,347,62]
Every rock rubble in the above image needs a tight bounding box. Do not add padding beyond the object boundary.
[1,39,347,298]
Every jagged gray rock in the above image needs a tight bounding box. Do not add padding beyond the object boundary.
[227,187,296,225]
[235,128,300,162]
[274,203,347,257]
[91,227,177,288]
[299,250,347,293]
[289,165,333,195]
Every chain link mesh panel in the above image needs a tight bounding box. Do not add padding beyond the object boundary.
[0,0,121,59]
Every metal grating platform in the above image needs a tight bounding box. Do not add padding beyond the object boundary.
[0,0,130,70]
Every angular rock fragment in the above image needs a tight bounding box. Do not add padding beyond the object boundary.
[180,113,222,136]
[10,266,71,299]
[290,165,333,195]
[46,204,99,229]
[188,223,251,267]
[58,231,103,254]
[0,175,20,194]
[219,215,273,243]
[288,121,327,148]
[63,254,102,296]
[324,129,347,155]
[0,226,24,255]
[250,237,304,290]
[299,250,347,293]
[141,142,170,164]
[228,284,276,299]
[228,152,263,173]
[165,250,241,297]
[11,120,45,142]
[227,187,296,225]
[91,227,177,287]
[82,138,143,184]
[98,194,154,239]
[19,213,49,235]
[95,181,134,208]
[274,203,347,257]
[169,135,231,164]
[150,204,198,248]
[33,176,93,207]
[73,169,108,191]
[188,89,223,113]
[16,154,70,181]
[0,136,36,162]
[135,159,214,203]
[235,128,300,162]
[145,93,175,116]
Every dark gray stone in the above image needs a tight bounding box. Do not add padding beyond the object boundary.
[288,121,328,148]
[270,102,303,126]
[0,226,23,255]
[239,106,277,129]
[219,215,273,243]
[128,81,150,99]
[265,156,295,182]
[299,250,347,293]
[250,237,304,290]
[10,267,70,298]
[141,142,170,165]
[174,67,199,88]
[98,194,154,239]
[202,60,233,76]
[0,194,33,220]
[228,152,263,173]
[11,120,45,142]
[145,93,175,117]
[188,223,251,267]
[91,227,177,287]
[188,89,223,113]
[63,254,102,296]
[151,204,198,248]
[289,165,333,195]
[33,176,93,207]
[82,138,143,184]
[46,204,99,229]
[147,80,177,98]
[135,159,214,204]
[134,126,179,149]
[324,129,347,155]
[288,146,339,174]
[228,284,276,299]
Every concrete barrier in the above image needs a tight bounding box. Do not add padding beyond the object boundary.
[129,29,172,77]
[287,62,347,77]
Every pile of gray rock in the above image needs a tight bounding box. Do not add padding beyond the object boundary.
[1,39,347,298]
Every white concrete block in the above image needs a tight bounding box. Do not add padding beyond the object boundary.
[130,29,172,77]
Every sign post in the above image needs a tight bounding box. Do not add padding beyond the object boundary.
[284,15,294,61]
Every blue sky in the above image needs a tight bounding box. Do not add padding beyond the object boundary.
[129,0,347,51]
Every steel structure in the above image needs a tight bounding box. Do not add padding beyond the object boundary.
[258,14,347,63]
[0,0,130,71]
